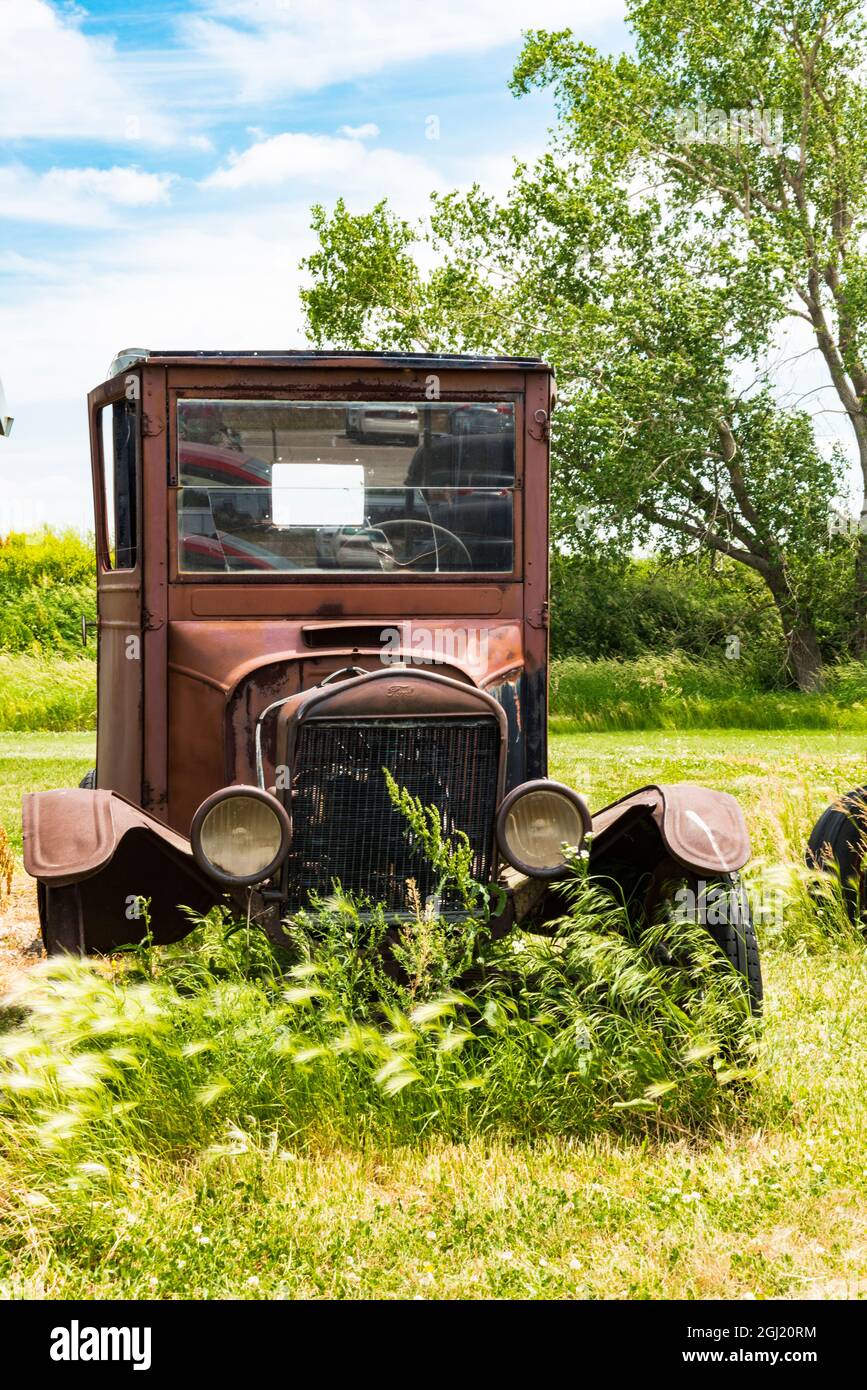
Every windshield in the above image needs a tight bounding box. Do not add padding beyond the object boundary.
[176,399,516,575]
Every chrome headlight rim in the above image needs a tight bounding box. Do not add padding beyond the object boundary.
[495,779,592,880]
[190,785,291,888]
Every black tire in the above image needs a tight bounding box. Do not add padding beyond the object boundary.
[38,880,85,956]
[655,872,763,1016]
[705,875,763,1016]
[806,787,867,923]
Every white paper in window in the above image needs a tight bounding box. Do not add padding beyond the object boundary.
[271,463,365,527]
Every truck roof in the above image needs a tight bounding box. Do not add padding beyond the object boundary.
[108,347,552,377]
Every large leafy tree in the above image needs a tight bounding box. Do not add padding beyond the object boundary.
[301,1,867,688]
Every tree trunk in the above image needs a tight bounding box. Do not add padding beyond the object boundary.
[800,293,867,657]
[758,556,824,689]
[842,404,867,656]
[766,577,825,692]
[853,526,867,657]
[786,623,825,693]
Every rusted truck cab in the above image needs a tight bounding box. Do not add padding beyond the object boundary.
[23,350,760,1008]
[27,351,560,944]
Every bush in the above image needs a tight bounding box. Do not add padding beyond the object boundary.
[0,530,96,656]
[550,552,786,672]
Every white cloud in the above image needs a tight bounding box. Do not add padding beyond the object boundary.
[0,207,312,403]
[338,123,380,140]
[0,209,313,531]
[181,1,625,100]
[0,250,63,278]
[0,0,178,145]
[0,1,628,154]
[201,131,442,211]
[0,164,175,226]
[42,166,174,208]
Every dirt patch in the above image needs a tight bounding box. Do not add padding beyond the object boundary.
[0,871,43,992]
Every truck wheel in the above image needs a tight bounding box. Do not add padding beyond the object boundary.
[79,768,96,789]
[806,787,867,924]
[704,875,763,1016]
[38,881,85,956]
[656,872,763,1016]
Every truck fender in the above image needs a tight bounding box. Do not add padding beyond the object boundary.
[589,782,751,876]
[23,789,223,953]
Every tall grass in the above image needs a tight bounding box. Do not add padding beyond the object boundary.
[1,770,863,1300]
[0,654,96,732]
[0,866,760,1209]
[549,653,867,731]
[2,652,865,734]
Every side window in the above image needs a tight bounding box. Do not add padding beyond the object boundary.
[100,398,138,570]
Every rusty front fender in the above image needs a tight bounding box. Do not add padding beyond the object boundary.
[589,783,751,876]
[511,781,752,935]
[23,789,224,953]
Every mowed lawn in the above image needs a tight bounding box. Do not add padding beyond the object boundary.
[0,733,95,856]
[1,729,867,1299]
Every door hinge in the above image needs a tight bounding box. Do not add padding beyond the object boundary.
[527,602,549,629]
[142,608,164,632]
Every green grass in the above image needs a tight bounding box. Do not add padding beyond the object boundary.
[1,729,866,1299]
[549,728,867,858]
[550,654,867,730]
[0,656,96,733]
[550,730,867,954]
[0,734,94,854]
[3,652,867,734]
[0,941,865,1300]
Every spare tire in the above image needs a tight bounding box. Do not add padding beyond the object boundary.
[806,786,867,923]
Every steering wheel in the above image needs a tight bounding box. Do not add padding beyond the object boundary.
[374,518,472,571]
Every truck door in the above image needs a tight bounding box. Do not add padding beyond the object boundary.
[90,378,142,800]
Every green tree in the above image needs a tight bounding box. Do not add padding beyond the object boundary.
[301,1,867,689]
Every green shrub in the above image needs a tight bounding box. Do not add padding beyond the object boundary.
[0,530,95,656]
[550,552,786,671]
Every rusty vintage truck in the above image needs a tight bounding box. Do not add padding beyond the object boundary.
[22,349,761,1006]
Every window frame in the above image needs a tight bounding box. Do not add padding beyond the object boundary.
[94,382,141,575]
[168,391,524,584]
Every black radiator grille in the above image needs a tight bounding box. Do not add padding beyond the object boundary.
[285,717,500,912]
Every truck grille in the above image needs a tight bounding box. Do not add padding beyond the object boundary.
[285,717,500,912]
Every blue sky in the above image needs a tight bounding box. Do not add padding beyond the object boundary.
[0,0,628,530]
[0,1,854,531]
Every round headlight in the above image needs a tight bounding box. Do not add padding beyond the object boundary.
[191,787,291,887]
[496,780,591,879]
